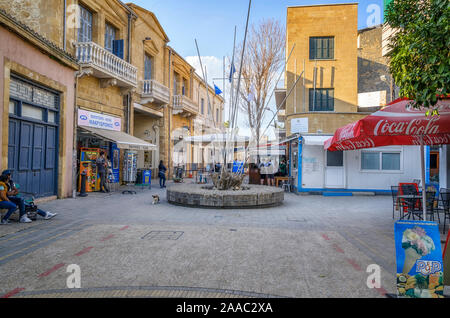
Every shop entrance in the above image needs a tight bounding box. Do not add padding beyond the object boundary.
[325,150,345,189]
[7,78,59,198]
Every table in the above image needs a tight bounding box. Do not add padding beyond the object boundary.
[397,194,422,199]
[275,177,289,187]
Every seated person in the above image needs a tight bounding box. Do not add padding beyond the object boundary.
[1,170,57,220]
[0,174,18,225]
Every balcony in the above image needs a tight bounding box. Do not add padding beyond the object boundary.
[277,109,286,121]
[173,95,198,116]
[74,42,137,88]
[141,80,170,105]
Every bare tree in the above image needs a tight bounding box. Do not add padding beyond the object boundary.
[234,19,285,161]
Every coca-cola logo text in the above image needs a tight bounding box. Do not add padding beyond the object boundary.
[373,117,440,136]
[334,138,376,151]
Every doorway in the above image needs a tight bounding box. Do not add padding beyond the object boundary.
[325,150,345,188]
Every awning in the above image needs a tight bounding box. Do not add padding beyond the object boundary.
[302,135,333,146]
[279,134,300,144]
[79,126,157,151]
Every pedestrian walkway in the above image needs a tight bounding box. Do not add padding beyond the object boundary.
[0,183,431,298]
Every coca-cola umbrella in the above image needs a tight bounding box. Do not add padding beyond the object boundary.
[324,97,450,220]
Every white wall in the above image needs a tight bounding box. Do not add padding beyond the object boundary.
[301,145,325,189]
[346,146,422,190]
[301,144,422,191]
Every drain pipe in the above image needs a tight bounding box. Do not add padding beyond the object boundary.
[63,0,66,51]
[168,48,172,178]
[72,71,84,198]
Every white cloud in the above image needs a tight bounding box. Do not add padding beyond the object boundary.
[185,56,224,88]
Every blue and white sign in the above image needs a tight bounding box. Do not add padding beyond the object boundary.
[78,109,121,131]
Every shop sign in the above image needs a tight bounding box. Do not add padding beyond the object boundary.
[395,221,444,298]
[78,109,121,131]
[291,118,308,134]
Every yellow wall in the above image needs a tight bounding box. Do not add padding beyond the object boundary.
[285,4,359,134]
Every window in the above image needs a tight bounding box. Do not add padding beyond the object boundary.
[22,103,44,121]
[326,151,343,167]
[104,23,116,53]
[310,37,334,60]
[173,73,178,95]
[47,111,56,123]
[201,98,204,114]
[216,108,219,122]
[309,88,334,111]
[78,5,93,43]
[9,101,16,114]
[144,54,153,80]
[430,153,438,169]
[361,151,401,171]
[182,78,187,96]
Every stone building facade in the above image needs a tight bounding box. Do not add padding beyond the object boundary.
[278,3,370,135]
[0,0,225,191]
[0,7,78,199]
[357,25,395,109]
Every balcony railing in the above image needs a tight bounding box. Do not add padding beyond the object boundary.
[141,80,170,105]
[74,42,137,88]
[173,95,198,115]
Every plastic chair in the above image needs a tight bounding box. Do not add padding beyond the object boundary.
[282,177,294,192]
[409,190,437,221]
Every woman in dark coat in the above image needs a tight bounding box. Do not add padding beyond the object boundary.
[158,160,167,188]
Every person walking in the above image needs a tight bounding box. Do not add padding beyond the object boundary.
[158,160,167,188]
[259,159,267,186]
[96,151,109,193]
[266,159,275,187]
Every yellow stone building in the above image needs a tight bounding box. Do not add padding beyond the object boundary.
[278,3,369,136]
[0,0,225,192]
[0,3,79,199]
[127,3,170,173]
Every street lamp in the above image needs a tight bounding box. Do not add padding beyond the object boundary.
[265,107,279,128]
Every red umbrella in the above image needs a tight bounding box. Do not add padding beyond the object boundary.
[324,97,450,219]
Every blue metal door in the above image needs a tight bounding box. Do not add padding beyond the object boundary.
[8,119,57,197]
[7,77,59,198]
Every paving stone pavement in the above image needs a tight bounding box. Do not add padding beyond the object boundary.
[0,181,447,298]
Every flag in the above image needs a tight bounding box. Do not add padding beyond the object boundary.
[247,84,255,102]
[228,63,236,83]
[214,84,222,95]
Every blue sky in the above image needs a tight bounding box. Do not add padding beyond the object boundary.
[129,0,385,136]
[130,0,384,58]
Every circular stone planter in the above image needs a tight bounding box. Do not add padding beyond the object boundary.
[167,184,284,209]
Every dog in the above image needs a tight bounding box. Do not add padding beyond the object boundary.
[152,194,160,205]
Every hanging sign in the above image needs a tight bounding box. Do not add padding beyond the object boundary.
[78,109,121,131]
[395,221,444,298]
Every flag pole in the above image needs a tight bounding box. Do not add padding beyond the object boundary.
[232,0,252,129]
[229,26,237,125]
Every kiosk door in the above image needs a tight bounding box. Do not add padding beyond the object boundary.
[325,150,345,189]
